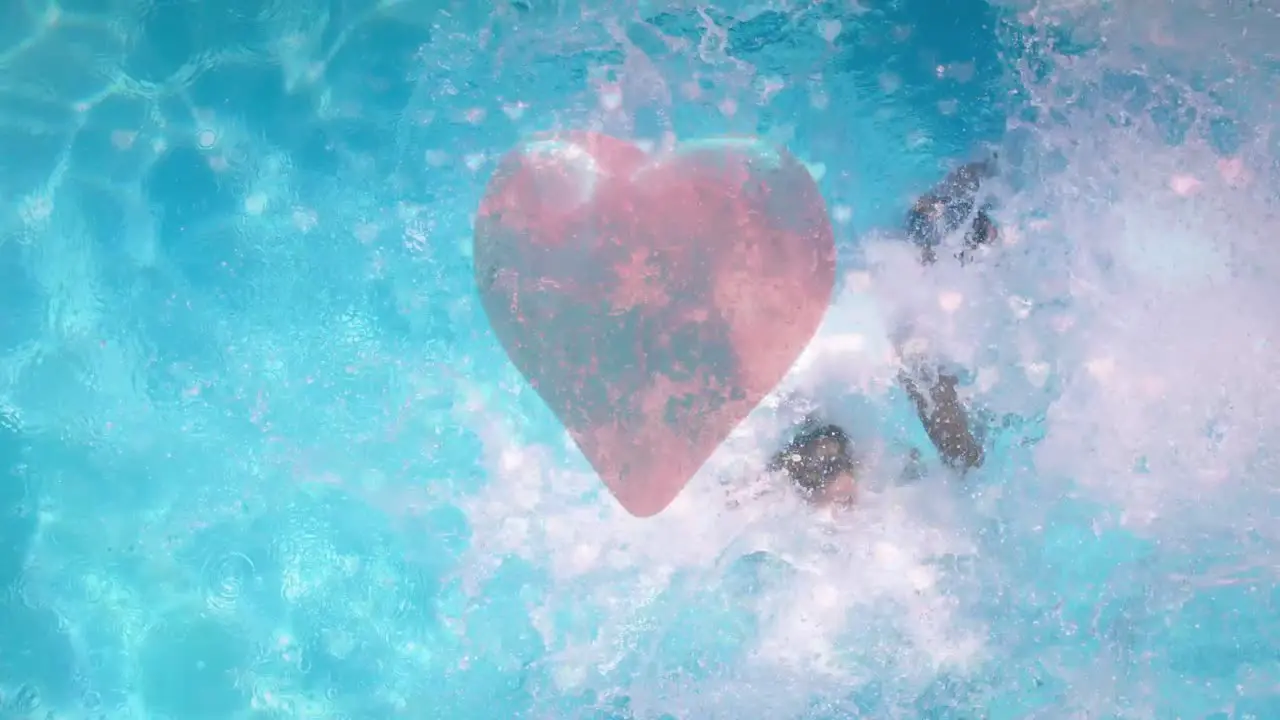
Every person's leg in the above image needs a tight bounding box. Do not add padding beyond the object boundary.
[905,157,998,266]
[897,362,984,472]
[898,157,1000,473]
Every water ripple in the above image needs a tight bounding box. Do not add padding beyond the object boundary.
[201,551,256,612]
[4,684,40,714]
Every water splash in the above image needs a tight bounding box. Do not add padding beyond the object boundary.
[1,0,1279,717]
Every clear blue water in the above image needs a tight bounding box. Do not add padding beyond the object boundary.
[3,0,1280,718]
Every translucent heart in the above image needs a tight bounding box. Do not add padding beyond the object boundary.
[474,132,836,517]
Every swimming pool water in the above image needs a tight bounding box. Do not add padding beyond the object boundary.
[2,0,1280,717]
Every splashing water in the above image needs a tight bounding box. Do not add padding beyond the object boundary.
[1,0,1278,717]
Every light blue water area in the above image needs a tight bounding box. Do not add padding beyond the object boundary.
[2,0,1280,718]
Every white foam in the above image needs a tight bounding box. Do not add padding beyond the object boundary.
[7,3,1280,718]
[454,280,988,686]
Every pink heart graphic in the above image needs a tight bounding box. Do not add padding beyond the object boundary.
[474,132,835,517]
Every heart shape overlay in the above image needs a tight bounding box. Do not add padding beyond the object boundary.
[474,132,835,517]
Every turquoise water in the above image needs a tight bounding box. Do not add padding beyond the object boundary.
[3,0,1280,718]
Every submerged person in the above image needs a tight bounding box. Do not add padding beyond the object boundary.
[771,157,999,506]
[767,419,861,509]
